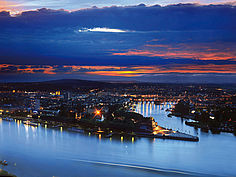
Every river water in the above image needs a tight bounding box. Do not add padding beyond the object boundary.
[0,102,235,177]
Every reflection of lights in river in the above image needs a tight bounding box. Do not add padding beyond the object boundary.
[150,102,153,115]
[136,101,182,136]
[137,102,141,114]
[24,124,29,132]
[31,126,36,132]
[142,102,144,115]
[132,137,134,143]
[145,102,148,116]
[24,124,29,140]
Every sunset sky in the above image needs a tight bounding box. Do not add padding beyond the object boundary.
[1,0,236,12]
[0,1,236,83]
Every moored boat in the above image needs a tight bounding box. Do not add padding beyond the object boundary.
[23,120,38,126]
[67,127,84,133]
[2,117,14,121]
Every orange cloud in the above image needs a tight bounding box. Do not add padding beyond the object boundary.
[0,0,21,13]
[112,43,236,61]
[0,64,56,74]
[0,0,9,9]
[0,64,236,77]
[86,64,236,76]
[163,64,236,74]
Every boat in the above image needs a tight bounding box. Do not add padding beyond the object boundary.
[67,127,84,133]
[23,120,38,126]
[2,117,14,121]
[51,125,62,129]
[105,133,113,138]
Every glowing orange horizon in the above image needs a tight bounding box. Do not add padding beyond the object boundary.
[0,0,24,14]
[0,64,236,77]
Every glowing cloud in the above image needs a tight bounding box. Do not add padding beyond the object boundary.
[0,0,21,12]
[78,27,129,33]
[1,64,236,77]
[112,43,236,61]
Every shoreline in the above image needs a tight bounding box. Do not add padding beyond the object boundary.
[1,115,199,142]
[169,112,236,135]
[0,168,16,177]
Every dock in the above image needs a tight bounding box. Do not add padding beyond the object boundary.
[135,131,199,142]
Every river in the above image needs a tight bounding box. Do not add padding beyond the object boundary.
[0,102,235,177]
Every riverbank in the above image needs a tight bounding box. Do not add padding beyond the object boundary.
[185,121,236,135]
[1,115,199,142]
[0,169,16,177]
[168,111,236,135]
[171,101,236,135]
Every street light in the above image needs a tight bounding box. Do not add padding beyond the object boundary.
[95,109,101,116]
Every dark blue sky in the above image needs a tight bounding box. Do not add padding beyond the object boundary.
[0,4,236,83]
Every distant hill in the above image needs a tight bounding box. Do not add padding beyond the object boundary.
[0,79,234,92]
[0,79,112,91]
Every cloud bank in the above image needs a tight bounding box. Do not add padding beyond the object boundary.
[0,4,236,31]
[0,4,236,83]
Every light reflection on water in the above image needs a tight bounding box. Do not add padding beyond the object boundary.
[0,102,235,177]
[136,102,196,135]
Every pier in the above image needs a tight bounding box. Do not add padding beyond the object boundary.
[135,131,199,142]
